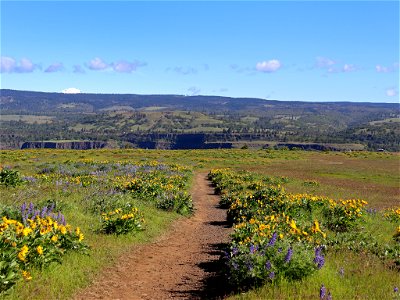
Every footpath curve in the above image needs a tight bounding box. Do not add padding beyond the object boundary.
[74,172,231,300]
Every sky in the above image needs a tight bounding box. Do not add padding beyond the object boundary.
[1,1,399,103]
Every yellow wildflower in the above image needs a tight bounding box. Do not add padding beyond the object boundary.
[78,233,84,241]
[289,219,297,230]
[22,227,32,237]
[18,245,29,262]
[22,270,32,281]
[59,225,67,234]
[36,245,43,255]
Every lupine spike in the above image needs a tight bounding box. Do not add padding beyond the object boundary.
[268,232,277,246]
[284,247,293,263]
[320,284,326,299]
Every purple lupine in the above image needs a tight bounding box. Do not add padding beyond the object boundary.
[278,247,283,253]
[40,206,48,218]
[246,261,253,271]
[20,202,27,214]
[232,246,239,256]
[22,176,36,183]
[265,260,271,270]
[21,202,28,224]
[314,246,325,269]
[250,244,257,254]
[267,232,277,247]
[327,292,332,300]
[394,287,399,293]
[32,210,39,219]
[223,251,229,259]
[28,202,34,216]
[60,214,66,225]
[320,284,326,299]
[268,272,275,280]
[284,247,293,263]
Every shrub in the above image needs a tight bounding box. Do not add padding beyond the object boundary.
[0,208,88,293]
[0,168,24,187]
[100,206,144,235]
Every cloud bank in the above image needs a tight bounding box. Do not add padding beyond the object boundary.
[0,56,38,73]
[86,57,146,73]
[315,57,358,73]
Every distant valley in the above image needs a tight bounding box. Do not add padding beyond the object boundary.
[1,89,399,151]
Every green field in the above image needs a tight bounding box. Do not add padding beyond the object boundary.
[0,149,399,299]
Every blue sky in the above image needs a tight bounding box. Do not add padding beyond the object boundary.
[1,1,399,103]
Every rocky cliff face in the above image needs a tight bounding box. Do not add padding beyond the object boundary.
[21,141,106,150]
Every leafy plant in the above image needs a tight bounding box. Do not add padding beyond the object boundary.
[100,206,144,235]
[0,168,24,187]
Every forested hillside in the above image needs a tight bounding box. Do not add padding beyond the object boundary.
[1,89,399,151]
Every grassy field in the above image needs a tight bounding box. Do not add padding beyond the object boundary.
[0,149,399,299]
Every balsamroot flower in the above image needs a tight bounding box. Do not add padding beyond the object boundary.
[36,245,43,255]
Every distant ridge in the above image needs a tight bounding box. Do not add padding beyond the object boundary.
[0,89,396,114]
[1,89,399,151]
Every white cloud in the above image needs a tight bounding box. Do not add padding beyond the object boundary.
[376,63,399,73]
[256,59,281,73]
[316,57,336,68]
[0,56,16,73]
[45,62,64,73]
[0,56,37,73]
[62,88,81,94]
[376,65,389,73]
[19,58,36,72]
[113,60,146,73]
[342,64,357,72]
[87,57,109,70]
[386,88,398,97]
[166,65,199,75]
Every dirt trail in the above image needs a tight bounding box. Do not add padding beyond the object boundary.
[74,172,231,300]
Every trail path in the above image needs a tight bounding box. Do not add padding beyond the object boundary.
[74,172,231,300]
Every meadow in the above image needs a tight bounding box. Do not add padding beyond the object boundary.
[0,149,399,299]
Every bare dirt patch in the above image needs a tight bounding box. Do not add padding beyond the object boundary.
[74,173,231,300]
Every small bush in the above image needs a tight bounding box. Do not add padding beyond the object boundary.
[0,168,24,187]
[100,206,144,235]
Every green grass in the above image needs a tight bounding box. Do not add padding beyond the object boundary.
[231,251,399,300]
[0,149,399,299]
[5,205,180,300]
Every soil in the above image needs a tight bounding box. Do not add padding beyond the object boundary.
[74,173,232,300]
